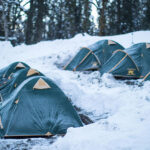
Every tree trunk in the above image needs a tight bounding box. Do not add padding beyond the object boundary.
[99,0,108,36]
[2,11,8,40]
[1,1,9,40]
[83,0,91,34]
[117,0,121,34]
[34,0,45,43]
[25,0,34,45]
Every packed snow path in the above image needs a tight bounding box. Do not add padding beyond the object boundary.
[0,31,150,150]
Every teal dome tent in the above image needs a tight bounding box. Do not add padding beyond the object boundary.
[0,62,29,79]
[64,40,124,71]
[0,75,82,137]
[0,68,44,101]
[100,43,150,79]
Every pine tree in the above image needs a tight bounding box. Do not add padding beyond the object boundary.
[34,0,46,43]
[142,0,150,30]
[82,0,93,34]
[25,0,35,44]
[90,0,109,36]
[0,0,9,40]
[106,0,142,35]
[99,0,109,36]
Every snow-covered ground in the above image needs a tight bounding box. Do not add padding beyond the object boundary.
[0,31,150,150]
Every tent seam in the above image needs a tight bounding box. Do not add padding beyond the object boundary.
[74,51,92,71]
[114,49,140,72]
[81,47,101,65]
[109,54,127,73]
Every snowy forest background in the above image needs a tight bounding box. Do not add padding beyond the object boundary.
[0,0,150,46]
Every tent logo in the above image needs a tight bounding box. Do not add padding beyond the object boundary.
[127,69,135,75]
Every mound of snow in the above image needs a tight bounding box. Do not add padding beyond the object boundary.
[0,31,150,150]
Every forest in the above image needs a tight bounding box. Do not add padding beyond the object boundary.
[0,0,150,46]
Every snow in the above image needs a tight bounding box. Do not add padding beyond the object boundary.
[0,31,150,150]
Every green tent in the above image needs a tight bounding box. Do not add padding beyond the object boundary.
[0,76,82,137]
[64,40,124,71]
[0,62,29,79]
[100,43,150,79]
[0,68,44,101]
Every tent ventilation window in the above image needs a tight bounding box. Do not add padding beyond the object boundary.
[146,43,150,49]
[33,78,51,90]
[15,63,26,69]
[27,69,39,77]
[108,40,116,45]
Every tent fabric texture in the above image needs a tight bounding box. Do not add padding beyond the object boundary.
[0,63,83,138]
[100,43,150,79]
[64,40,124,71]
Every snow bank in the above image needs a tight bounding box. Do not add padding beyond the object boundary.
[0,31,150,150]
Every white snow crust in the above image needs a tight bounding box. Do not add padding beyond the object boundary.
[0,31,150,150]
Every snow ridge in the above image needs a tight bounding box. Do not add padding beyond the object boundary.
[0,31,150,150]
